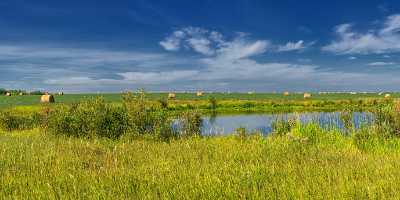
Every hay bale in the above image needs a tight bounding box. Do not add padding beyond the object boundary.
[58,92,64,95]
[283,91,289,96]
[385,93,391,99]
[168,92,176,99]
[19,92,24,96]
[40,94,55,103]
[303,92,311,99]
[196,91,204,97]
[247,91,255,95]
[5,92,11,96]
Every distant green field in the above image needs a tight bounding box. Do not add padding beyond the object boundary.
[0,92,397,108]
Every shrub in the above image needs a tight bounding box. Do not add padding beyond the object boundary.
[158,99,169,110]
[179,110,203,137]
[272,117,298,136]
[47,98,130,139]
[0,111,42,131]
[208,96,217,110]
[372,102,400,138]
[123,91,176,140]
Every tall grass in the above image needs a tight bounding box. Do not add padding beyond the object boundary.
[2,128,400,199]
[2,98,400,198]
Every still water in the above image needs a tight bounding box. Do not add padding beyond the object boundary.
[201,112,373,136]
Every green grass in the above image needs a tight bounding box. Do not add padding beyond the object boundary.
[0,92,396,107]
[2,129,400,199]
[0,92,394,115]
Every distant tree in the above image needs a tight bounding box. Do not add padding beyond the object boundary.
[0,88,6,95]
[29,90,45,95]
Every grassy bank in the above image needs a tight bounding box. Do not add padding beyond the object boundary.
[1,128,400,199]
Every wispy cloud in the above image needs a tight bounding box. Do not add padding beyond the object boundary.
[159,30,185,51]
[368,62,396,66]
[277,40,314,52]
[5,26,400,92]
[323,14,400,54]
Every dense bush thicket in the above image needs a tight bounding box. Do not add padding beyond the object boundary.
[47,98,130,139]
[0,111,43,131]
[0,91,203,140]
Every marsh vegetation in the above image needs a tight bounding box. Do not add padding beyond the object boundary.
[1,91,400,198]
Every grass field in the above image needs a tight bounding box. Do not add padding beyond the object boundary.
[2,92,400,198]
[1,126,400,199]
[0,92,396,115]
[0,92,397,107]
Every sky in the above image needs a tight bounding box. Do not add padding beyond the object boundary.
[2,0,400,92]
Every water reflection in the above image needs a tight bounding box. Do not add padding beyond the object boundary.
[201,112,373,136]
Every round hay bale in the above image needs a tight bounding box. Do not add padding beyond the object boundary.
[385,93,391,99]
[5,92,11,96]
[40,94,55,103]
[168,92,176,99]
[196,91,204,97]
[19,92,24,96]
[283,91,289,96]
[303,92,311,99]
[58,92,64,95]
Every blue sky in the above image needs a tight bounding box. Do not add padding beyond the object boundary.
[2,0,400,92]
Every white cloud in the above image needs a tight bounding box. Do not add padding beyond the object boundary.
[186,38,214,55]
[348,56,357,60]
[277,40,307,52]
[159,30,185,51]
[7,26,400,92]
[323,14,400,54]
[368,62,396,66]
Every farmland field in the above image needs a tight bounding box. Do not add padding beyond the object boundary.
[0,92,396,108]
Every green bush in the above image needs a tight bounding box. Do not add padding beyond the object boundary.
[0,111,43,131]
[47,98,130,139]
[272,117,298,136]
[208,96,217,110]
[179,110,203,137]
[372,102,400,138]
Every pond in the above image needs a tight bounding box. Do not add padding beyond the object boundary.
[200,112,373,136]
